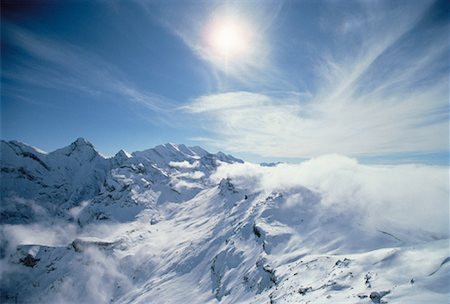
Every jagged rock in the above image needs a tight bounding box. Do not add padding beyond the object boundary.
[335,258,351,267]
[370,290,391,303]
[71,238,115,252]
[298,286,312,295]
[20,254,40,267]
[219,178,238,194]
[365,272,373,288]
[253,223,262,238]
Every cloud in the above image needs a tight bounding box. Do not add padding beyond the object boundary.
[181,91,273,113]
[169,160,199,169]
[140,0,284,89]
[3,26,174,114]
[0,219,136,303]
[68,200,91,220]
[43,247,132,304]
[183,1,449,158]
[0,222,78,258]
[210,155,450,238]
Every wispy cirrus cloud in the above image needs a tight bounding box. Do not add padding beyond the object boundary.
[183,1,449,158]
[137,0,285,90]
[2,25,174,114]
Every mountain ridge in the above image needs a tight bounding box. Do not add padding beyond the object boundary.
[0,138,240,163]
[0,139,448,303]
[0,138,242,225]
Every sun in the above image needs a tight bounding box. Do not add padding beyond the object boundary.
[206,14,252,60]
[211,21,246,57]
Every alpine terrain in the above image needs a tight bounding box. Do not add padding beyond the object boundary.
[0,138,448,304]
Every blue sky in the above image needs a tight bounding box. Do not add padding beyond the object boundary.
[1,0,448,164]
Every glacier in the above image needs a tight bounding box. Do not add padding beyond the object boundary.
[0,138,448,303]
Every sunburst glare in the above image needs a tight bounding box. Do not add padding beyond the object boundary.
[205,13,254,61]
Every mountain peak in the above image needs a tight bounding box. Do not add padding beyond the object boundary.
[113,149,132,165]
[49,137,100,160]
[115,149,131,158]
[72,137,93,147]
[134,143,210,166]
[157,143,184,151]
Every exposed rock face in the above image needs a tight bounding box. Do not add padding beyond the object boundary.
[20,254,40,268]
[370,290,391,303]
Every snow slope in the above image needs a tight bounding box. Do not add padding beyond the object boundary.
[1,139,448,303]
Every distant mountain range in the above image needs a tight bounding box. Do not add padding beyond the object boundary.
[1,139,448,303]
[0,138,241,224]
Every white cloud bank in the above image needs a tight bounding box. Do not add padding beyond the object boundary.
[211,155,449,238]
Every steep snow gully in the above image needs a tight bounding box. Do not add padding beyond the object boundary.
[1,138,449,303]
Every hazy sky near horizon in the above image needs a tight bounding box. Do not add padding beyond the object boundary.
[1,0,448,164]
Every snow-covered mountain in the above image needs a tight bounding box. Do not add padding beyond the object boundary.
[1,139,448,303]
[0,138,240,225]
